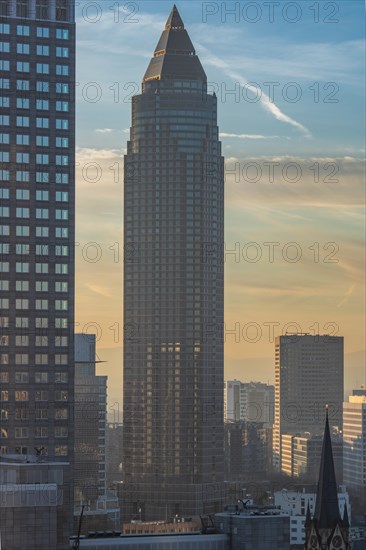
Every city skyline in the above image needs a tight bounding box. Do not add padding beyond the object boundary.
[73,1,365,407]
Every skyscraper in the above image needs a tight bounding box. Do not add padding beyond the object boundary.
[122,5,225,520]
[0,1,75,547]
[343,391,366,490]
[273,334,343,471]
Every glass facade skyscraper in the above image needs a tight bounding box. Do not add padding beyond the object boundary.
[122,6,225,520]
[0,1,75,547]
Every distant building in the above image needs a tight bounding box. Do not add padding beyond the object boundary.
[343,392,366,489]
[280,431,343,482]
[106,422,123,488]
[225,380,274,427]
[73,533,228,549]
[214,504,290,549]
[225,421,269,479]
[74,334,120,531]
[274,486,351,546]
[273,334,344,471]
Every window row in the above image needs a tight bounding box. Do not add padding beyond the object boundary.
[0,281,68,292]
[0,207,69,219]
[0,226,68,238]
[2,99,70,112]
[0,299,69,310]
[0,355,69,366]
[0,263,68,274]
[0,42,69,57]
[0,79,69,95]
[1,427,68,438]
[0,189,69,201]
[0,445,68,456]
[0,317,68,329]
[0,60,70,75]
[0,171,70,184]
[1,372,68,383]
[1,390,68,401]
[0,115,69,129]
[1,408,68,421]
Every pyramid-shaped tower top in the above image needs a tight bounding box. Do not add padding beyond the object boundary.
[314,407,341,529]
[143,4,206,83]
[165,5,184,29]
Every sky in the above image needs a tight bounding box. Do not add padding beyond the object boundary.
[74,1,366,410]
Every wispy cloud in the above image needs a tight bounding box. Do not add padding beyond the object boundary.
[95,128,113,134]
[337,284,357,309]
[220,133,281,140]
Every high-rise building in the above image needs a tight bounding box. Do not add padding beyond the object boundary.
[225,380,274,427]
[273,334,343,471]
[343,392,366,489]
[122,5,225,520]
[0,1,75,547]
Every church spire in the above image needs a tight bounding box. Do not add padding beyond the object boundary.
[314,407,341,529]
[165,4,184,29]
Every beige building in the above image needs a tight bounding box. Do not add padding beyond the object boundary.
[343,391,366,489]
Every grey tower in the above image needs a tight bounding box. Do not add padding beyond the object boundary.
[0,1,75,548]
[122,5,225,520]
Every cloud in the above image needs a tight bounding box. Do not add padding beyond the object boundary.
[337,284,357,309]
[220,133,281,140]
[95,128,113,133]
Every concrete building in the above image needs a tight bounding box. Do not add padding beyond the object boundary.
[225,380,274,427]
[74,334,120,532]
[0,1,75,547]
[71,533,228,549]
[274,487,351,546]
[122,5,225,520]
[225,421,269,479]
[214,505,290,549]
[0,457,72,550]
[273,334,344,471]
[343,392,366,489]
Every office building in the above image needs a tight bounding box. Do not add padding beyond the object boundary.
[122,5,225,520]
[273,334,343,471]
[224,380,274,427]
[225,420,269,479]
[0,1,75,548]
[343,392,366,489]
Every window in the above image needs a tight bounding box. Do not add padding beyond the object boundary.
[16,262,29,273]
[55,390,68,401]
[36,136,49,146]
[15,409,29,420]
[35,390,48,401]
[16,189,30,200]
[16,171,29,182]
[35,318,48,328]
[15,243,29,254]
[55,245,68,256]
[56,209,68,220]
[56,0,68,21]
[0,152,9,163]
[16,208,29,218]
[16,1,29,18]
[0,169,9,179]
[0,188,9,199]
[35,372,48,383]
[36,299,48,310]
[36,208,49,219]
[55,282,68,292]
[0,133,9,144]
[56,173,68,184]
[15,371,29,382]
[16,135,29,145]
[0,206,10,217]
[17,43,30,54]
[36,117,49,128]
[55,336,68,346]
[15,353,28,365]
[36,244,48,256]
[0,41,9,52]
[0,391,9,402]
[56,155,68,165]
[35,408,48,420]
[55,318,68,328]
[17,26,30,37]
[36,190,49,201]
[16,281,29,291]
[17,79,29,91]
[56,47,69,58]
[56,101,69,112]
[35,263,48,273]
[0,23,10,34]
[36,63,49,74]
[17,116,30,127]
[55,408,68,419]
[56,83,69,94]
[36,99,49,110]
[16,98,30,109]
[36,45,49,56]
[55,445,68,456]
[0,115,9,125]
[0,96,9,107]
[16,226,29,236]
[0,60,9,71]
[36,27,49,38]
[15,299,29,310]
[15,317,28,328]
[36,154,49,164]
[55,264,68,275]
[56,119,68,130]
[16,152,30,163]
[36,81,50,93]
[55,300,68,310]
[35,336,48,346]
[56,192,68,202]
[56,64,69,76]
[55,426,68,437]
[56,227,68,238]
[0,298,9,308]
[0,227,10,237]
[35,427,48,438]
[56,137,68,148]
[36,172,49,183]
[0,78,10,88]
[56,29,69,40]
[15,427,29,438]
[36,227,49,237]
[17,61,30,73]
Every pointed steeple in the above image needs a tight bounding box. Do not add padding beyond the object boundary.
[342,504,349,528]
[305,502,312,529]
[314,407,341,529]
[165,5,184,30]
[143,5,206,83]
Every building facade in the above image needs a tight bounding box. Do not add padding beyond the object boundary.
[122,5,225,520]
[343,393,366,489]
[273,335,343,471]
[0,0,75,547]
[225,420,269,479]
[224,380,274,427]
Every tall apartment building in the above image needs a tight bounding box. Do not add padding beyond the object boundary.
[273,334,343,471]
[0,1,75,547]
[343,391,366,489]
[225,380,274,427]
[122,5,225,520]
